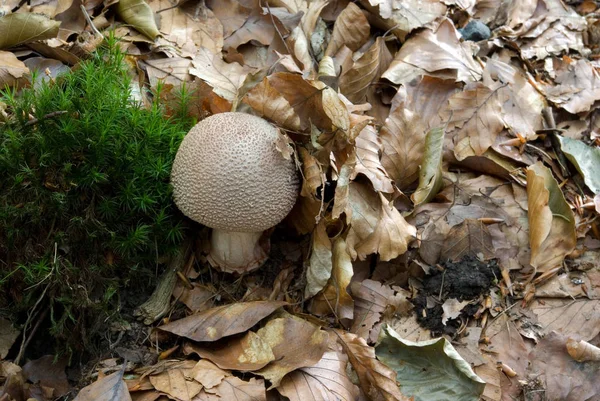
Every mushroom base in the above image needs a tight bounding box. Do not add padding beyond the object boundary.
[207,229,270,274]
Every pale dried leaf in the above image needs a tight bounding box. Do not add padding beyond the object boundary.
[336,330,411,401]
[299,147,325,198]
[346,182,416,261]
[542,59,600,114]
[190,360,229,389]
[0,13,60,49]
[149,361,202,401]
[530,299,600,341]
[324,2,370,57]
[190,47,254,102]
[441,299,471,325]
[278,351,360,401]
[380,107,426,189]
[526,163,576,271]
[322,87,350,132]
[224,9,276,50]
[305,220,333,299]
[73,370,131,401]
[256,316,329,387]
[242,77,301,131]
[382,18,482,85]
[440,219,495,262]
[567,338,600,362]
[286,26,313,76]
[339,37,392,103]
[411,127,445,206]
[141,57,193,88]
[353,125,394,193]
[196,376,266,401]
[159,301,286,341]
[116,0,159,40]
[183,331,275,371]
[206,0,250,37]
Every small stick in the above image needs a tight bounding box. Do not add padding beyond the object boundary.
[24,111,68,127]
[542,107,570,178]
[80,5,104,38]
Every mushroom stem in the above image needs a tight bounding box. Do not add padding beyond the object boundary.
[207,229,270,274]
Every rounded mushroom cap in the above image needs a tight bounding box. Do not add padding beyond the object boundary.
[171,112,299,232]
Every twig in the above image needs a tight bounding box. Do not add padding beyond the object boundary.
[80,5,104,38]
[24,111,68,127]
[542,107,570,178]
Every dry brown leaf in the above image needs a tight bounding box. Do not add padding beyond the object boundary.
[190,47,254,103]
[242,77,301,131]
[382,18,482,85]
[305,220,333,298]
[255,315,329,387]
[345,182,415,261]
[183,331,275,371]
[0,13,60,49]
[530,299,600,341]
[29,0,73,17]
[173,282,214,313]
[542,59,600,114]
[350,279,411,343]
[440,218,495,261]
[567,338,600,362]
[335,330,411,401]
[149,360,202,401]
[130,391,163,401]
[324,2,370,57]
[299,147,325,199]
[353,125,394,193]
[360,0,447,40]
[142,57,193,88]
[22,355,70,397]
[195,376,266,401]
[322,87,350,132]
[444,82,505,159]
[339,37,392,104]
[151,1,223,56]
[224,9,278,50]
[526,163,576,272]
[380,106,426,189]
[474,354,502,401]
[73,369,131,401]
[309,236,355,320]
[115,0,159,40]
[190,359,229,389]
[206,0,250,37]
[286,25,314,77]
[277,350,360,401]
[0,318,19,360]
[441,298,470,325]
[158,300,286,341]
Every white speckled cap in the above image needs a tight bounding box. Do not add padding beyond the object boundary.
[171,112,300,232]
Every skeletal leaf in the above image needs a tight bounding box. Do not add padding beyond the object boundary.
[0,13,60,49]
[115,0,160,40]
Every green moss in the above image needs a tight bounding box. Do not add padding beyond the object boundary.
[0,37,195,351]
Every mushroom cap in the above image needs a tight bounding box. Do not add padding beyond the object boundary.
[171,112,299,232]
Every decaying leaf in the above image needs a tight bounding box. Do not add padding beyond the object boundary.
[336,330,411,401]
[149,360,202,401]
[353,125,395,193]
[189,359,228,389]
[242,77,301,131]
[73,369,131,401]
[0,318,19,360]
[376,325,485,401]
[411,127,445,206]
[115,0,160,40]
[158,301,286,341]
[557,136,600,194]
[526,163,576,272]
[277,350,360,401]
[305,220,333,298]
[0,13,60,49]
[440,219,495,261]
[324,2,370,57]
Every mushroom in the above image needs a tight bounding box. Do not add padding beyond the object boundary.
[170,112,299,274]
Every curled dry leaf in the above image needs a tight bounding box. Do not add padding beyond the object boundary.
[541,60,600,115]
[149,360,202,401]
[322,87,350,133]
[380,106,426,190]
[324,2,370,57]
[243,77,301,131]
[353,125,395,193]
[183,331,275,371]
[382,18,482,85]
[345,181,416,261]
[411,127,445,206]
[255,315,329,388]
[158,300,286,341]
[0,13,60,49]
[115,0,159,40]
[335,330,411,401]
[277,350,360,401]
[444,82,505,159]
[190,47,254,103]
[566,338,600,362]
[360,0,447,40]
[190,359,228,389]
[340,37,393,104]
[309,236,355,320]
[299,147,325,199]
[73,369,131,401]
[305,220,333,299]
[526,163,576,272]
[195,376,266,401]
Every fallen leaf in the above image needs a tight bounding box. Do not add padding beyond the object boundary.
[440,219,495,261]
[224,9,278,50]
[382,18,482,85]
[411,127,445,206]
[206,0,250,37]
[158,300,286,341]
[277,350,360,401]
[115,0,159,40]
[567,338,600,362]
[376,325,485,401]
[0,318,19,359]
[557,135,600,194]
[336,330,411,401]
[305,220,333,298]
[149,360,202,401]
[441,298,471,325]
[541,59,600,114]
[0,13,60,49]
[242,77,302,131]
[526,162,576,272]
[530,298,600,341]
[196,376,266,401]
[189,359,228,389]
[73,369,131,401]
[255,315,329,387]
[324,2,369,57]
[353,125,395,193]
[22,355,70,397]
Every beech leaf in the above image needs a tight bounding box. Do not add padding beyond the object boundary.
[0,13,60,49]
[115,0,160,40]
[411,127,445,206]
[73,370,131,401]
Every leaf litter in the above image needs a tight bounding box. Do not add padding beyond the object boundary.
[0,0,600,400]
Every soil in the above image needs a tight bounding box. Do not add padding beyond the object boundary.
[413,256,501,337]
